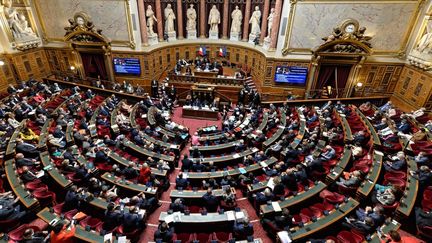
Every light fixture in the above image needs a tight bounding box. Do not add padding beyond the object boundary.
[355,82,363,92]
[70,66,75,70]
[0,60,5,66]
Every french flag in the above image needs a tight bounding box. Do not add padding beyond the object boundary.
[198,46,206,56]
[218,47,226,57]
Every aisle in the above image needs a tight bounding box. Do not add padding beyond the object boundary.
[139,111,271,242]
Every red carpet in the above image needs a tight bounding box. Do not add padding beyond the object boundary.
[171,107,222,134]
[139,108,272,242]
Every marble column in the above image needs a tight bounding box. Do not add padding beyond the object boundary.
[176,0,184,39]
[200,0,206,38]
[259,0,271,44]
[155,1,164,41]
[270,0,283,50]
[222,0,229,39]
[137,0,149,46]
[242,0,252,41]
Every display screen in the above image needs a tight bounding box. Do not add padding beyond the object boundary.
[274,66,308,85]
[113,58,141,75]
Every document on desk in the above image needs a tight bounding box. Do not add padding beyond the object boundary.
[164,214,174,224]
[267,177,275,190]
[227,211,235,221]
[277,231,292,243]
[118,236,126,243]
[239,167,247,174]
[272,202,282,212]
[233,153,240,159]
[260,161,268,168]
[235,211,245,220]
[103,233,113,243]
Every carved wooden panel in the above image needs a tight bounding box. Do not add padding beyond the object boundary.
[9,49,50,81]
[357,63,403,96]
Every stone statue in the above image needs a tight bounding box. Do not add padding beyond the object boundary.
[266,8,275,39]
[146,5,157,36]
[208,5,220,33]
[164,4,176,33]
[3,0,36,39]
[186,4,196,31]
[249,6,261,36]
[230,5,242,34]
[416,20,432,54]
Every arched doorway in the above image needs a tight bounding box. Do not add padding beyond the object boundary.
[63,12,114,81]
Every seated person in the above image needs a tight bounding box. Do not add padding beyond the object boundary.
[202,188,220,212]
[103,202,124,232]
[355,205,385,227]
[320,145,336,161]
[414,152,429,166]
[169,198,186,213]
[20,228,48,243]
[19,127,39,143]
[122,162,139,180]
[343,216,376,235]
[336,170,362,188]
[50,222,76,243]
[372,184,399,206]
[175,173,189,189]
[262,208,293,232]
[415,207,432,228]
[384,152,406,172]
[221,186,237,209]
[154,222,174,242]
[233,218,254,240]
[123,206,145,233]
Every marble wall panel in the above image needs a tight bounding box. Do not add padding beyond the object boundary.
[289,2,418,52]
[34,0,129,42]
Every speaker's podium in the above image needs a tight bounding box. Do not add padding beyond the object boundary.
[182,84,219,121]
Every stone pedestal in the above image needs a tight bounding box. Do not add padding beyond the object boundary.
[187,30,197,40]
[248,33,259,45]
[230,32,241,41]
[167,31,177,41]
[148,34,159,45]
[263,37,271,50]
[209,31,219,40]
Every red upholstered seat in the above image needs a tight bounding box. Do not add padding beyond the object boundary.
[53,202,64,214]
[33,190,56,206]
[195,233,211,243]
[383,177,406,188]
[173,233,194,243]
[337,230,359,243]
[116,225,141,240]
[8,224,40,241]
[213,232,232,242]
[417,225,432,240]
[80,216,103,229]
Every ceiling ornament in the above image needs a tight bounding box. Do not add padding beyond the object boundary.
[64,12,111,46]
[313,19,372,55]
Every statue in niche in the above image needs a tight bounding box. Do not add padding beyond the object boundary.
[266,8,275,39]
[146,5,157,36]
[249,6,261,36]
[3,0,36,39]
[230,5,242,34]
[208,5,220,33]
[416,20,432,54]
[186,4,196,31]
[164,4,176,33]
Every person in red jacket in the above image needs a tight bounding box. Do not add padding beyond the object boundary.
[138,163,151,184]
[50,222,76,243]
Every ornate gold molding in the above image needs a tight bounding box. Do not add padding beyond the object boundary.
[281,0,298,56]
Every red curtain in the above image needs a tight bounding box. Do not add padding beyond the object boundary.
[81,53,108,80]
[316,64,352,96]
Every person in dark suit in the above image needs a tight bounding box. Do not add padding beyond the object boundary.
[233,218,254,240]
[355,205,385,227]
[151,80,159,98]
[352,131,366,146]
[202,188,219,212]
[415,207,432,228]
[175,173,189,189]
[336,170,362,188]
[15,153,39,168]
[169,198,186,213]
[154,222,173,242]
[103,203,124,232]
[397,119,411,134]
[0,196,26,221]
[384,152,406,172]
[20,228,48,243]
[263,208,293,233]
[343,216,375,235]
[20,166,38,183]
[181,155,192,171]
[16,139,39,158]
[64,186,83,211]
[122,206,145,233]
[122,162,139,179]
